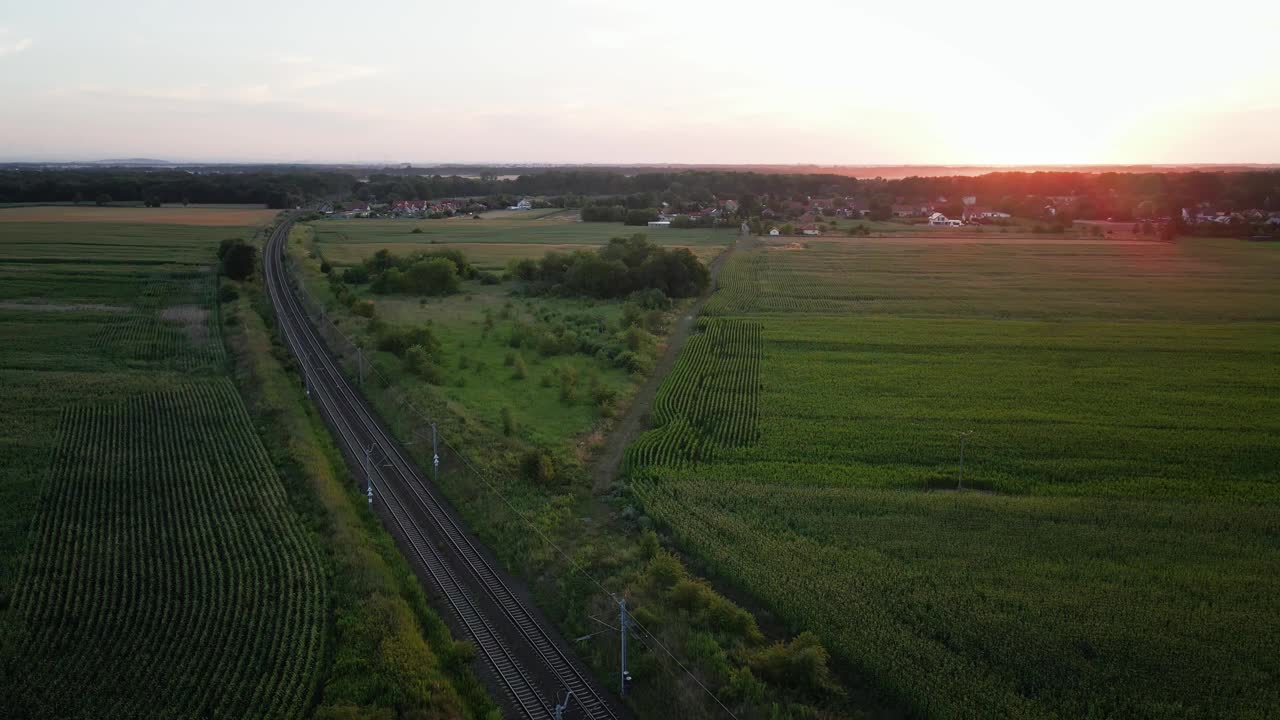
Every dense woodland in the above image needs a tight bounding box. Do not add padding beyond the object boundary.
[3,167,1279,220]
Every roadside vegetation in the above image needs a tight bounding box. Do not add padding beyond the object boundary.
[225,280,496,720]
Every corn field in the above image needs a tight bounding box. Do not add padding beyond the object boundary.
[6,381,326,719]
[628,237,1280,719]
[625,318,762,470]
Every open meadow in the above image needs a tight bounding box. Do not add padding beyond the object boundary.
[629,234,1280,719]
[297,215,734,447]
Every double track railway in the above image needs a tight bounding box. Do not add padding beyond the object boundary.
[263,218,621,720]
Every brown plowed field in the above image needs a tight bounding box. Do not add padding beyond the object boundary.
[0,206,279,226]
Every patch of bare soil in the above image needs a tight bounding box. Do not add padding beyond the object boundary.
[160,304,210,343]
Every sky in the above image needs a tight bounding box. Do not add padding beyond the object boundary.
[2,0,1279,165]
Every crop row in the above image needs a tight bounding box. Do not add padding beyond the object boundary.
[625,318,762,470]
[7,380,326,720]
[92,273,225,369]
[704,250,871,316]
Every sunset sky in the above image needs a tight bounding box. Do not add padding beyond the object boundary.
[2,0,1278,164]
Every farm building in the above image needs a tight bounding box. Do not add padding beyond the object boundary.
[647,220,671,229]
[768,228,780,236]
[929,212,962,227]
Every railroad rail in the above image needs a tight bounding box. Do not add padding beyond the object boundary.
[263,217,621,720]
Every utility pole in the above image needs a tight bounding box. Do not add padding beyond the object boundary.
[619,598,630,697]
[363,444,375,505]
[553,689,575,720]
[431,422,439,485]
[356,347,364,386]
[957,431,973,490]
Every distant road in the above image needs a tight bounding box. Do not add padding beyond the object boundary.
[264,217,625,720]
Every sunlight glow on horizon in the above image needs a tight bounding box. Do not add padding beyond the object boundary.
[1,0,1278,164]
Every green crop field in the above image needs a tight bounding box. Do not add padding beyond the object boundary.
[629,235,1280,719]
[0,218,329,718]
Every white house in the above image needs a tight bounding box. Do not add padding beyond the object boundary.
[928,212,962,227]
[647,220,671,229]
[768,228,780,236]
[508,198,533,210]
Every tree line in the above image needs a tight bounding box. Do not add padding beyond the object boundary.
[3,167,1277,219]
[508,234,710,299]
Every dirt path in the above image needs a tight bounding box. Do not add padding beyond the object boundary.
[590,233,749,493]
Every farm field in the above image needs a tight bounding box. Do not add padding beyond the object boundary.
[629,235,1280,719]
[0,205,280,226]
[313,212,728,259]
[0,216,490,719]
[0,216,331,718]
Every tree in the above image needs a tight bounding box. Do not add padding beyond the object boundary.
[404,257,460,296]
[624,208,659,226]
[95,193,112,206]
[218,239,256,281]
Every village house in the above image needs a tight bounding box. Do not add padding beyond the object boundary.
[928,212,963,227]
[392,200,431,216]
[340,202,372,218]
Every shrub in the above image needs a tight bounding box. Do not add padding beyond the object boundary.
[638,529,660,559]
[403,345,444,384]
[748,632,838,697]
[590,380,617,412]
[557,365,578,402]
[377,325,441,358]
[342,266,370,284]
[500,407,516,436]
[520,450,557,485]
[403,257,460,296]
[353,300,376,318]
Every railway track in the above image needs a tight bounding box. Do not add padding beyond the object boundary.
[263,217,622,720]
